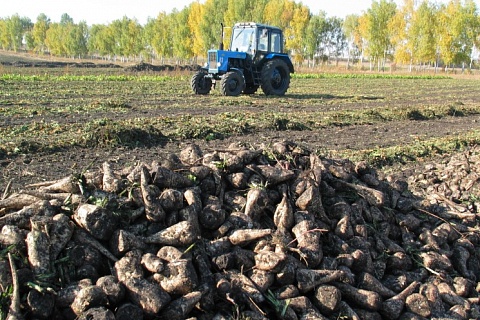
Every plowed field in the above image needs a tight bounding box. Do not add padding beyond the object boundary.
[1,53,480,192]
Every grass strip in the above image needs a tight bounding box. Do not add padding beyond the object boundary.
[329,130,480,167]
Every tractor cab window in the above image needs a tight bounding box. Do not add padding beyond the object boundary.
[231,27,256,54]
[270,31,282,53]
[258,28,268,51]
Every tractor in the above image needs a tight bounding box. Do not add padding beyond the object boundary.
[191,22,294,96]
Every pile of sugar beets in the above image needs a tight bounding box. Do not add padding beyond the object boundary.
[0,141,479,320]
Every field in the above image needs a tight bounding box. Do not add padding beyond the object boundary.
[1,53,479,192]
[1,53,480,319]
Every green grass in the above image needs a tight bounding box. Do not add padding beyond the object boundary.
[330,130,480,167]
[2,102,477,153]
[1,74,187,82]
[293,73,452,80]
[2,72,451,81]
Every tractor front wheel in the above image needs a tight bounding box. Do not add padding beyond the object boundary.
[191,71,212,95]
[221,71,245,96]
[261,59,290,96]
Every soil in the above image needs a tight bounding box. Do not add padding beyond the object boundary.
[1,52,479,193]
[3,115,478,194]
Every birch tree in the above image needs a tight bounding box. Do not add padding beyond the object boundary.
[172,8,193,62]
[389,0,414,68]
[305,12,327,66]
[410,1,438,69]
[325,17,347,65]
[285,3,311,63]
[31,14,50,53]
[88,24,115,59]
[6,14,26,51]
[364,0,397,71]
[344,14,362,68]
[199,0,228,51]
[187,1,205,59]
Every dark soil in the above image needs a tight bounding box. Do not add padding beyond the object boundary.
[2,116,478,194]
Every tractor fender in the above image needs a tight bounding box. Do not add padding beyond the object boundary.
[223,68,246,83]
[265,53,294,73]
[228,67,244,75]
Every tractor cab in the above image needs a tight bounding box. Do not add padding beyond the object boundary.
[230,23,283,55]
[191,22,294,96]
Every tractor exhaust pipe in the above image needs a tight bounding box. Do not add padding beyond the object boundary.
[219,23,224,50]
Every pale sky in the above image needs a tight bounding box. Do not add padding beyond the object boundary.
[1,0,478,25]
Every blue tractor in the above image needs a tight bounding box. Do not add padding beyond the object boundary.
[191,22,294,96]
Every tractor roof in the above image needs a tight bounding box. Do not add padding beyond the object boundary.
[233,22,282,32]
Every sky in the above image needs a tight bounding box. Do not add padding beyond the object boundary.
[0,0,438,25]
[1,0,479,25]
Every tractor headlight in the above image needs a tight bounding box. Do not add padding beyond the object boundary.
[204,62,208,67]
[217,62,221,68]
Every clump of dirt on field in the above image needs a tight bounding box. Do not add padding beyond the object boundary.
[0,60,122,69]
[0,57,201,72]
[124,62,199,72]
[0,141,479,319]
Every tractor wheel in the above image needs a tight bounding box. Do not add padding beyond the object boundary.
[243,84,259,95]
[191,71,212,95]
[260,59,290,96]
[221,71,245,96]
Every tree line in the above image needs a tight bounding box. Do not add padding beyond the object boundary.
[0,0,479,71]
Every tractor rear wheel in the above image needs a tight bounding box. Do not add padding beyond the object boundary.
[191,71,212,95]
[221,71,245,96]
[260,59,290,96]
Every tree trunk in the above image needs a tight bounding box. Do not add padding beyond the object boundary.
[346,51,350,70]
